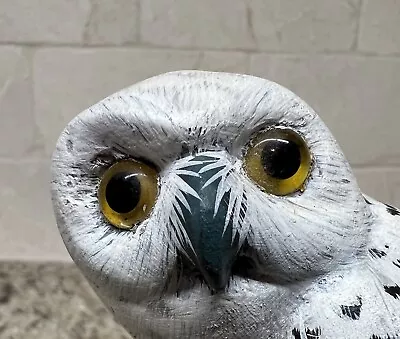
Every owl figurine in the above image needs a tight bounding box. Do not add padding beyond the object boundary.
[51,71,400,339]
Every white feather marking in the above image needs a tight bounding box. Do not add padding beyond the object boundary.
[193,153,249,243]
[174,188,192,213]
[201,166,230,190]
[172,199,185,222]
[175,177,201,200]
[214,174,231,217]
[175,169,201,177]
[198,161,226,174]
[184,160,214,167]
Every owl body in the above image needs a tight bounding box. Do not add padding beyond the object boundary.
[51,71,400,338]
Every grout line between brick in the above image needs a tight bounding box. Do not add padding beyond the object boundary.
[350,0,364,52]
[2,42,400,59]
[136,0,141,44]
[352,165,400,171]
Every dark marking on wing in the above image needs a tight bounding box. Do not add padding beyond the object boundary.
[369,248,387,259]
[394,260,400,269]
[385,245,390,249]
[385,204,400,216]
[384,284,400,299]
[364,197,372,205]
[66,139,73,152]
[370,335,399,339]
[340,296,362,320]
[305,327,321,338]
[341,178,350,184]
[118,95,127,103]
[291,328,301,339]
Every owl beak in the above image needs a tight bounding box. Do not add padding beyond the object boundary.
[177,154,242,292]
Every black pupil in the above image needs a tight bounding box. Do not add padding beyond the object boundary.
[105,172,141,213]
[261,138,301,179]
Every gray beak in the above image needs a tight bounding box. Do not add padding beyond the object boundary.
[176,154,243,292]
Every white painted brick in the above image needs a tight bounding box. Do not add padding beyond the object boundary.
[34,48,248,155]
[0,0,90,43]
[0,160,69,261]
[141,0,359,52]
[0,47,44,158]
[358,0,400,55]
[248,0,360,52]
[354,167,400,208]
[353,168,391,205]
[140,0,254,49]
[250,54,400,166]
[84,0,139,45]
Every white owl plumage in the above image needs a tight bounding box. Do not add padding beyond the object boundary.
[51,71,400,338]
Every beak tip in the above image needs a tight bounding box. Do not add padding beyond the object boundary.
[201,266,231,292]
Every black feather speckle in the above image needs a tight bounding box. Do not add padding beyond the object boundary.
[384,284,400,299]
[394,260,400,269]
[369,248,387,259]
[370,335,399,339]
[364,197,372,205]
[385,204,400,216]
[180,142,190,157]
[340,296,362,320]
[305,327,321,338]
[292,328,301,339]
[66,139,73,152]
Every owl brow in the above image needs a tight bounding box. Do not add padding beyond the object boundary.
[89,150,127,175]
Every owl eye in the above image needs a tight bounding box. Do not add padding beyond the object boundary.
[98,160,158,229]
[243,127,312,196]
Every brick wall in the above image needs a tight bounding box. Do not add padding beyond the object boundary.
[1,0,399,260]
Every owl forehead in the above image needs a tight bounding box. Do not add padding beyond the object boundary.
[114,71,313,131]
[67,71,324,168]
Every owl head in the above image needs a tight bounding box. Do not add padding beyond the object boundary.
[51,71,371,338]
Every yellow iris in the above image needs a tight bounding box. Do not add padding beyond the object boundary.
[98,160,158,229]
[244,127,312,196]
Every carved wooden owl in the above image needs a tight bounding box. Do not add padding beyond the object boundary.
[51,71,400,338]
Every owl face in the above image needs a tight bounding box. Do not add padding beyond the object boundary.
[51,71,371,337]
